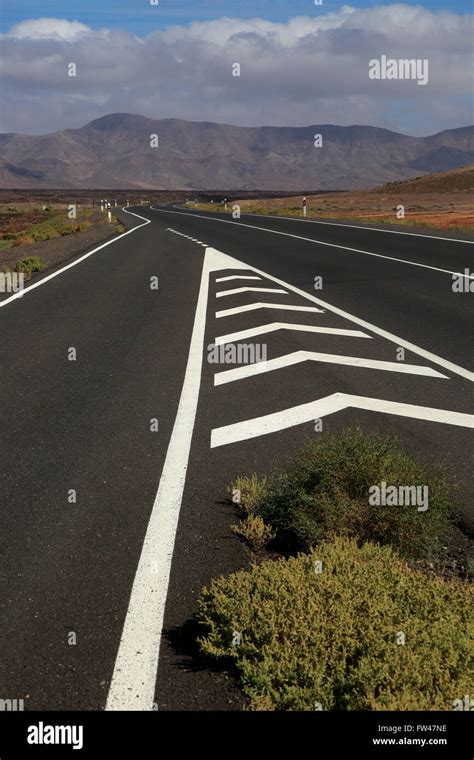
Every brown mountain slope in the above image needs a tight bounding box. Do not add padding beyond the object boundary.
[0,114,472,190]
[371,164,474,194]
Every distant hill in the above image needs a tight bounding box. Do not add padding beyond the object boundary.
[371,164,474,194]
[0,114,472,190]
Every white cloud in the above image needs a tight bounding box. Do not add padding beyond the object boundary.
[8,18,92,41]
[0,6,472,135]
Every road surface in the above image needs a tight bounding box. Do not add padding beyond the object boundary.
[0,205,472,711]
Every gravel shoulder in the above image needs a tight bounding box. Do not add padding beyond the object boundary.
[0,216,124,276]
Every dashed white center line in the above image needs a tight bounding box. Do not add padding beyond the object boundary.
[167,228,208,247]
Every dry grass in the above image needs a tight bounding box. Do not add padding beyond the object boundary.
[193,167,474,232]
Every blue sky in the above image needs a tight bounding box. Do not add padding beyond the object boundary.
[1,0,472,34]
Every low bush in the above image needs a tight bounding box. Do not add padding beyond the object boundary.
[231,515,275,551]
[234,429,453,561]
[198,537,472,710]
[15,256,46,275]
[231,473,267,515]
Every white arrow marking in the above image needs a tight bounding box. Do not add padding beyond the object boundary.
[152,237,472,381]
[216,286,287,298]
[211,393,474,447]
[216,275,262,282]
[215,350,448,385]
[216,302,324,318]
[215,322,371,345]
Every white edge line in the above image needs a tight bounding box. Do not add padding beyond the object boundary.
[149,206,474,279]
[172,206,474,245]
[248,212,474,244]
[0,208,151,308]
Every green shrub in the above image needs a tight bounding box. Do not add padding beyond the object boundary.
[231,473,267,515]
[198,537,473,710]
[236,429,453,561]
[15,256,46,275]
[231,515,275,551]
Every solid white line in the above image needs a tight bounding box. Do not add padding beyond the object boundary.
[216,302,325,318]
[216,275,262,282]
[172,206,474,245]
[0,208,151,308]
[106,248,252,711]
[215,322,371,345]
[240,212,474,245]
[215,350,447,386]
[211,392,474,447]
[216,286,287,298]
[149,206,474,279]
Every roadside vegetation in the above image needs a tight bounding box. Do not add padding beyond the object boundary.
[193,202,474,233]
[193,167,474,235]
[198,536,472,711]
[197,429,472,710]
[231,429,453,562]
[0,204,95,252]
[15,255,46,277]
[0,204,126,278]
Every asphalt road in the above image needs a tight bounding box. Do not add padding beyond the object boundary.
[0,205,472,711]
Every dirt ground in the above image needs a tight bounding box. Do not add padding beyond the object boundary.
[234,190,474,232]
[230,167,474,232]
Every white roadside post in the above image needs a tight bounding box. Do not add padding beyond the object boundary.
[107,202,112,222]
[303,196,307,217]
[100,199,104,212]
[224,198,228,212]
[127,199,130,207]
[114,199,117,207]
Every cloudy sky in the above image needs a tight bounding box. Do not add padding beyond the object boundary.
[0,1,472,136]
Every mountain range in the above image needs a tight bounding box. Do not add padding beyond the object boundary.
[0,113,472,190]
